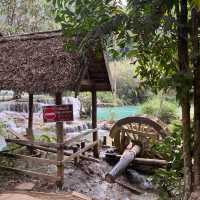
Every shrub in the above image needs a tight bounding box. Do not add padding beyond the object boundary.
[151,120,184,199]
[140,96,178,124]
[0,122,6,136]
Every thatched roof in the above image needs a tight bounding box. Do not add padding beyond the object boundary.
[0,30,113,94]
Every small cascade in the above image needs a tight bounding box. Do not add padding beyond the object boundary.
[0,101,43,113]
[0,94,106,139]
[64,121,92,133]
[63,97,81,119]
[0,96,81,119]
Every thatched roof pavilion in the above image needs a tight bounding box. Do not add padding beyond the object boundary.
[0,30,113,94]
[0,30,113,185]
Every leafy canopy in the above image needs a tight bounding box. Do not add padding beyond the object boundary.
[50,0,196,95]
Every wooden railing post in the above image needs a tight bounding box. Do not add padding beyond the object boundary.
[27,93,34,141]
[55,92,64,189]
[92,90,99,158]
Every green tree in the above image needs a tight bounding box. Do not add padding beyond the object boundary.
[0,0,59,34]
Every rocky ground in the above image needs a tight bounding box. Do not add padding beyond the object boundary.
[0,156,159,200]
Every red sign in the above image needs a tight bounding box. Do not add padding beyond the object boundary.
[43,105,73,123]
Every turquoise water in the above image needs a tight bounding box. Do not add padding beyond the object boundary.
[97,105,140,121]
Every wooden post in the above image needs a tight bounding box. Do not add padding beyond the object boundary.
[103,136,107,146]
[81,141,85,155]
[73,146,79,165]
[27,93,34,142]
[55,92,64,189]
[92,90,99,158]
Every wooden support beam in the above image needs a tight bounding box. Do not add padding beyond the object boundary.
[5,139,100,163]
[0,152,57,165]
[114,179,143,195]
[6,128,27,140]
[63,128,98,146]
[81,141,85,155]
[105,153,168,167]
[103,136,107,146]
[72,146,79,165]
[6,138,57,149]
[6,129,98,149]
[55,92,64,189]
[92,90,99,158]
[63,141,98,164]
[27,93,34,142]
[0,166,59,182]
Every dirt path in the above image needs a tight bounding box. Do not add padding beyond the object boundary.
[0,159,158,200]
[0,191,92,200]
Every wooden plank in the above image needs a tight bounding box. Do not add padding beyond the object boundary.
[63,141,98,163]
[6,138,58,149]
[0,166,59,182]
[3,191,92,200]
[80,155,100,163]
[0,152,57,165]
[114,179,143,195]
[6,128,27,140]
[72,192,92,200]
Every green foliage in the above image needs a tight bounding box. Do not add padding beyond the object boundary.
[152,169,183,199]
[141,96,178,124]
[110,60,150,104]
[0,0,59,34]
[97,92,120,105]
[0,123,6,137]
[49,0,194,101]
[152,120,184,199]
[154,120,183,169]
[39,134,56,143]
[78,92,92,116]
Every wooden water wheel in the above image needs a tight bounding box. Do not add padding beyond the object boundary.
[110,115,169,156]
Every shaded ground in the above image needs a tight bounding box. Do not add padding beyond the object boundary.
[0,157,158,200]
[0,191,92,200]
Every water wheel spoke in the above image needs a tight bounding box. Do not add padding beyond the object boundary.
[121,128,157,140]
[110,115,168,154]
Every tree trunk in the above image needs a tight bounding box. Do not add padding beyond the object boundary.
[177,0,192,199]
[192,8,200,189]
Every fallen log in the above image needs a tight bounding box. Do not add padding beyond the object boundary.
[114,179,143,195]
[105,153,168,168]
[105,144,141,182]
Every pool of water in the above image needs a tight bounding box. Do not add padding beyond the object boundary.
[97,105,140,121]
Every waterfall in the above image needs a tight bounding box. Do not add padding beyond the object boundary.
[0,96,92,136]
[0,101,43,113]
[0,96,81,119]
